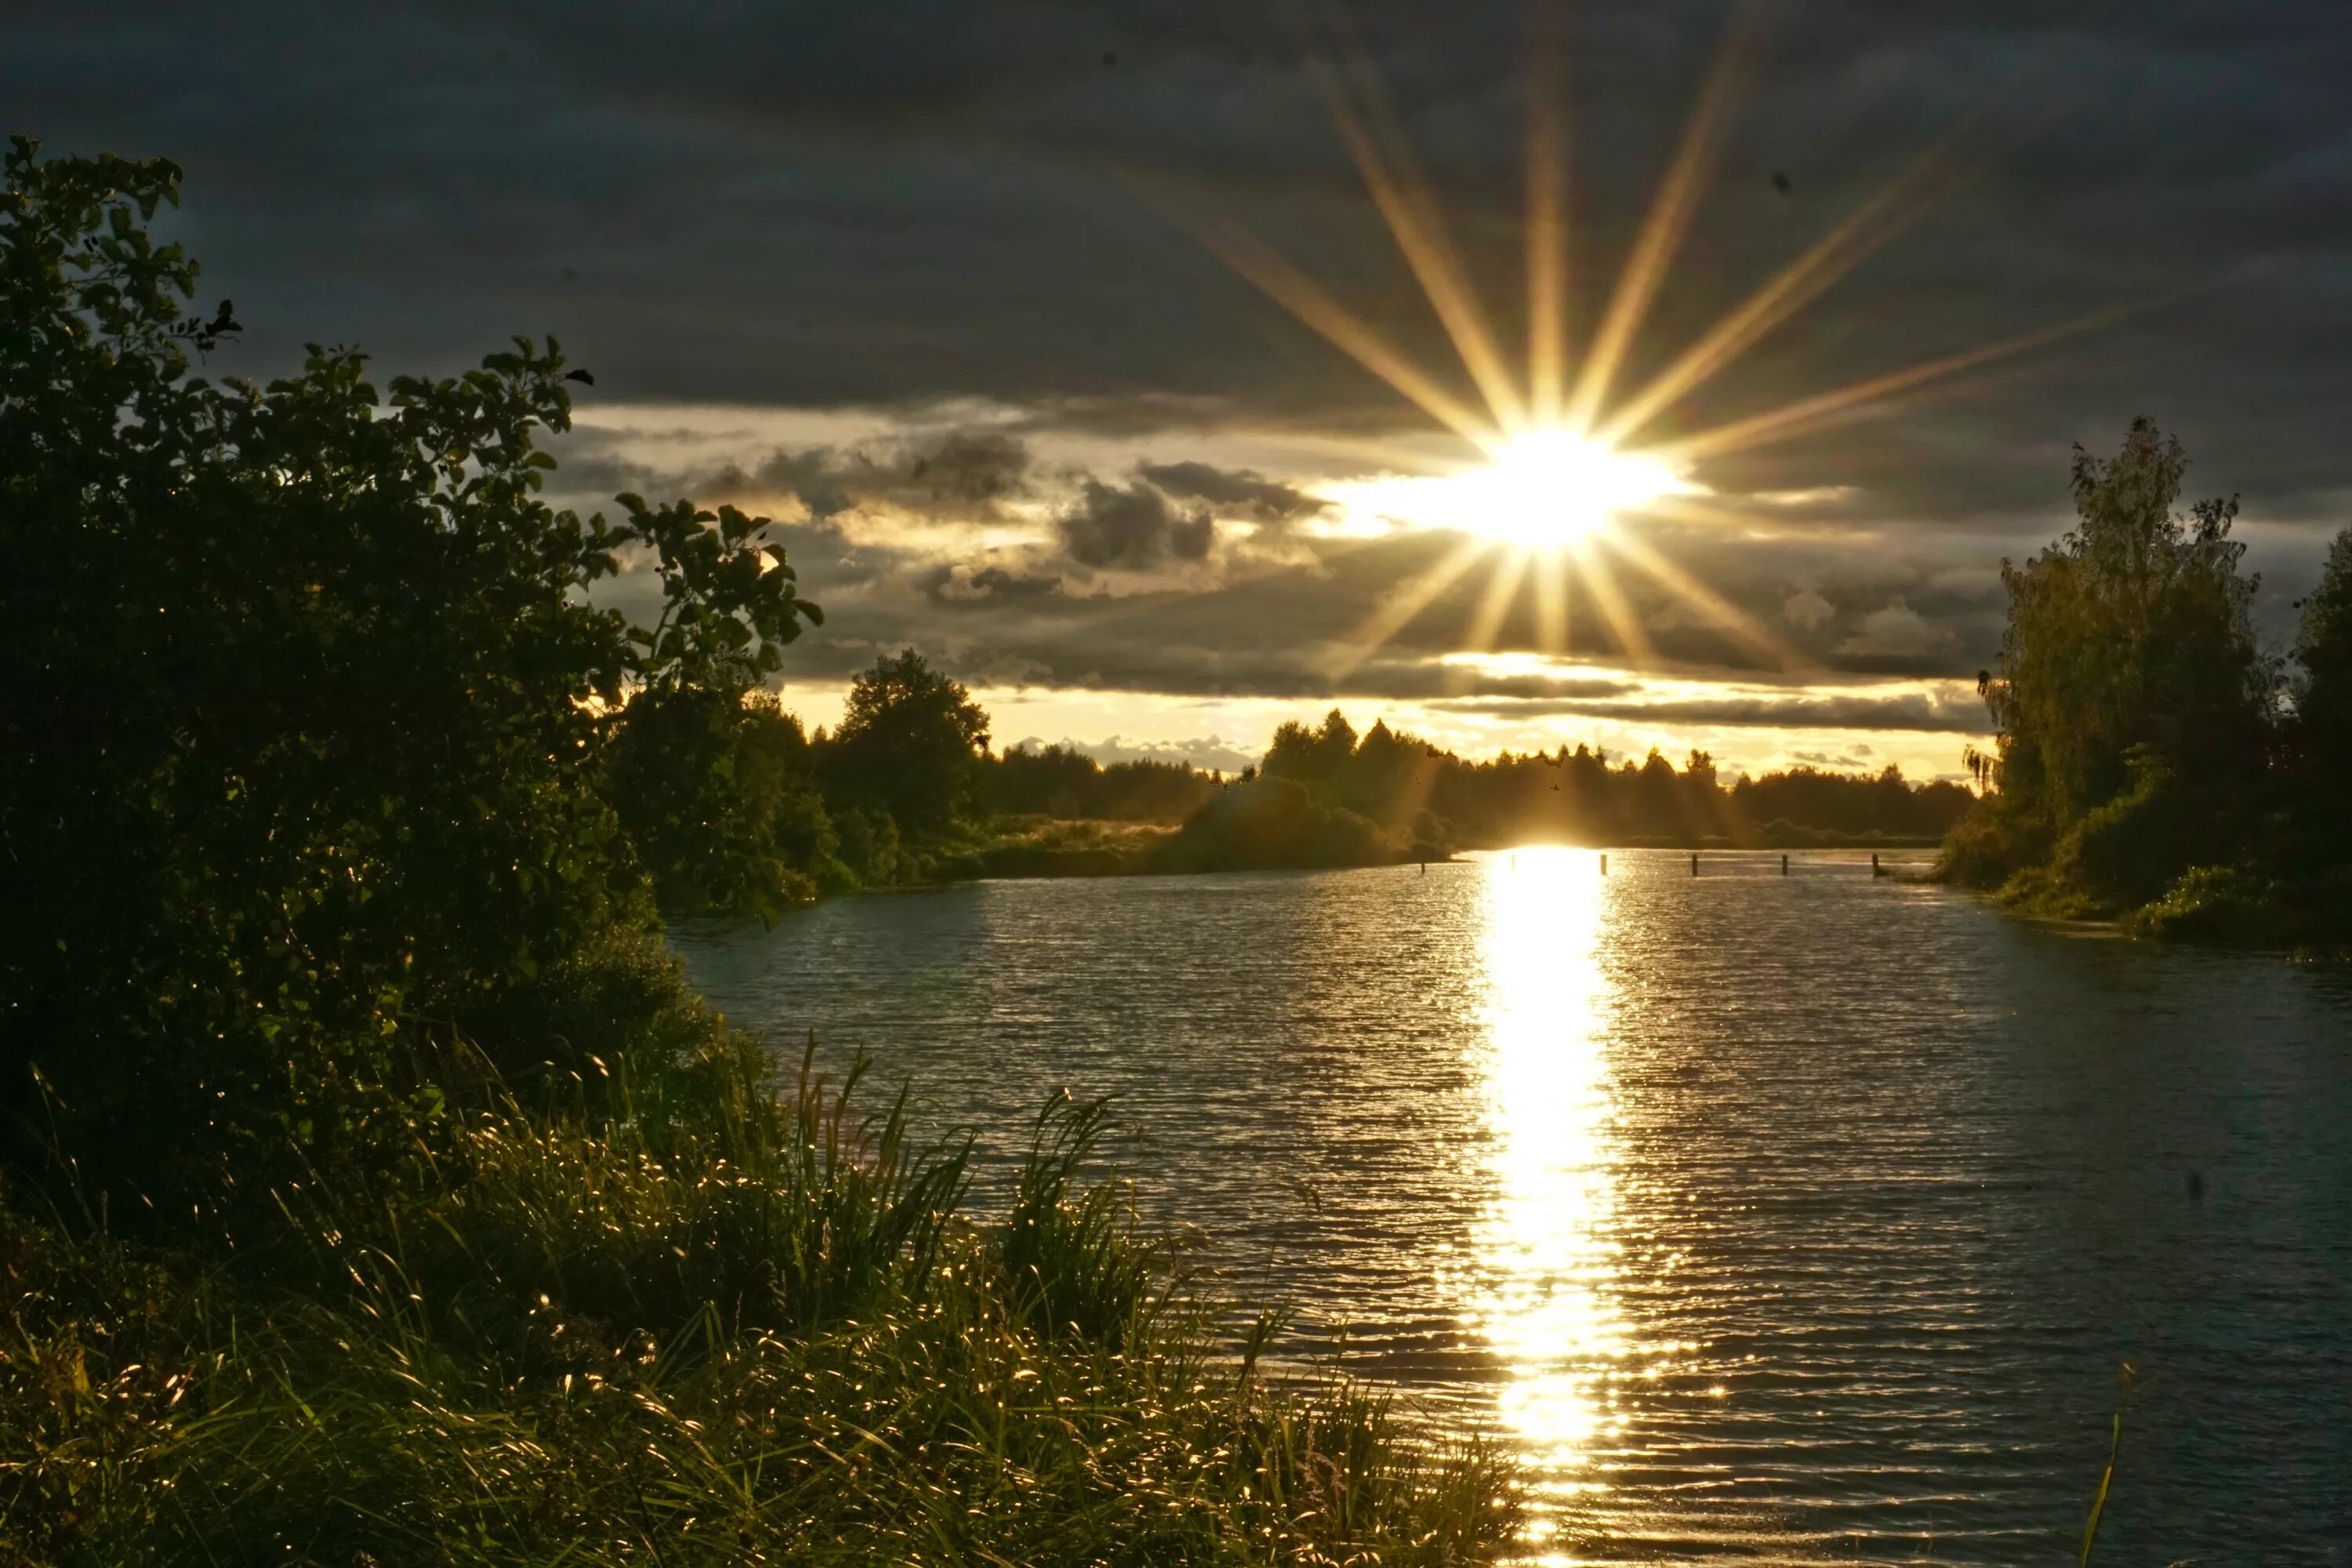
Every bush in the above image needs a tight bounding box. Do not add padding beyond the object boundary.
[2045,750,2198,911]
[2125,865,2281,944]
[0,137,815,1217]
[1155,778,1399,873]
[1934,794,2053,890]
[603,686,846,921]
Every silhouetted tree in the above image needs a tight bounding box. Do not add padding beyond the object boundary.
[979,742,1217,822]
[603,686,844,920]
[0,136,815,1210]
[1190,710,1971,862]
[823,649,989,840]
[1946,419,2274,901]
[1988,419,2271,821]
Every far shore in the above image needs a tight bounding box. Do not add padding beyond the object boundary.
[925,825,1946,887]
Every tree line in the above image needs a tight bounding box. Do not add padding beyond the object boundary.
[1249,711,1970,852]
[1937,417,2352,945]
[619,658,1977,902]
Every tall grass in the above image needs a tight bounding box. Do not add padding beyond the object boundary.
[1,1028,1518,1565]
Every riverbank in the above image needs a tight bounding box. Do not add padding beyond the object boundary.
[1935,853,2352,956]
[931,815,1942,886]
[1,931,1518,1563]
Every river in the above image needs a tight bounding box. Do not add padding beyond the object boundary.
[673,848,2352,1564]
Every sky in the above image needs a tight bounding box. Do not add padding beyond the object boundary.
[16,1,2352,780]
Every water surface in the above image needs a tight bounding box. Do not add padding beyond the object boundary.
[677,849,2352,1563]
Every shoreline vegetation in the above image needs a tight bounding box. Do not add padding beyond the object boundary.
[0,141,1515,1562]
[613,674,1976,906]
[1927,419,2352,953]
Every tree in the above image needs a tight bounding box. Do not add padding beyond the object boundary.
[0,136,815,1210]
[1262,709,1357,791]
[602,686,844,921]
[1940,419,2278,902]
[2291,527,2352,772]
[823,650,989,841]
[1982,418,2272,825]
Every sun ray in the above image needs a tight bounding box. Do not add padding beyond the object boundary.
[1656,301,2142,463]
[1533,550,1571,654]
[1526,6,1570,427]
[1186,212,1501,447]
[1593,125,1970,448]
[1562,0,1767,436]
[1240,428,1480,480]
[1328,533,1494,680]
[1464,545,1536,659]
[1305,30,1529,433]
[1565,535,1653,666]
[1602,523,1803,670]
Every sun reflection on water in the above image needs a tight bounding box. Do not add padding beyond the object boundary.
[1462,848,1629,1555]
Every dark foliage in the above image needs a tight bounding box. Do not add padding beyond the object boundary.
[1178,710,1971,866]
[603,686,847,921]
[1938,419,2350,946]
[822,648,990,843]
[978,742,1220,822]
[0,136,816,1218]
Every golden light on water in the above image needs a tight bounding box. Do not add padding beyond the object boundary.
[1464,848,1631,1552]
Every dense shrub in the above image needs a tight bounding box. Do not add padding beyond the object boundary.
[604,686,848,920]
[1154,777,1399,873]
[2045,751,2195,911]
[0,136,815,1214]
[2125,865,2281,944]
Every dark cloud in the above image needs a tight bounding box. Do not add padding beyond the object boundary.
[700,431,1033,521]
[909,432,1033,505]
[1138,460,1329,526]
[1058,478,1214,568]
[922,564,1067,606]
[18,0,2349,746]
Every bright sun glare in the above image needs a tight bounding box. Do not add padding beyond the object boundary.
[1457,431,1693,547]
[1327,430,1696,550]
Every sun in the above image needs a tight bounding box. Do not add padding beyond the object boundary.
[1332,430,1694,548]
[1468,431,1693,547]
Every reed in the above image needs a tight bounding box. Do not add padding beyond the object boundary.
[1,1024,1519,1565]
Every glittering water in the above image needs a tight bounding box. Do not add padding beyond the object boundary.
[674,849,2352,1563]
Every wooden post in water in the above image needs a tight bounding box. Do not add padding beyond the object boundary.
[1871,852,1882,877]
[1690,851,1699,877]
[1781,853,1789,876]
[1599,852,1608,877]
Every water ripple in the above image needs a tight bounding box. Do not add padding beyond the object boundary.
[677,848,2352,1563]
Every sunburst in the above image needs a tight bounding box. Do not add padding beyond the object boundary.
[1174,1,2122,683]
